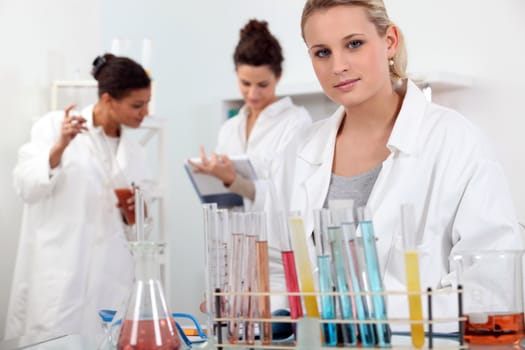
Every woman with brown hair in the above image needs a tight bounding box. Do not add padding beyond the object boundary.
[191,19,312,210]
[6,54,154,338]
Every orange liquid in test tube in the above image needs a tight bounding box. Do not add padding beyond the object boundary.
[114,188,135,225]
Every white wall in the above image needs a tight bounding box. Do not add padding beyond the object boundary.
[101,0,525,323]
[1,0,524,338]
[0,0,103,338]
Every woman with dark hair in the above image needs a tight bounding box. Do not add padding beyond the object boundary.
[193,19,311,340]
[6,53,153,338]
[190,19,311,209]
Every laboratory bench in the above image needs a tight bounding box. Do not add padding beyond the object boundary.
[1,334,524,350]
[0,334,98,350]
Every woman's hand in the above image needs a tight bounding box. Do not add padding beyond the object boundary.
[49,104,88,169]
[58,104,87,148]
[189,146,236,186]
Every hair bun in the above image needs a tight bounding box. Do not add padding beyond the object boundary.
[240,19,270,39]
[91,55,107,79]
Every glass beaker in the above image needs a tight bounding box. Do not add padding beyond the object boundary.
[117,241,181,350]
[111,38,133,57]
[451,250,525,345]
[114,187,135,225]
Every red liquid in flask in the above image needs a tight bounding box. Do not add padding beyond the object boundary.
[464,312,525,345]
[117,318,181,350]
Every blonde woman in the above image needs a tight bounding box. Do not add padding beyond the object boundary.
[268,0,522,330]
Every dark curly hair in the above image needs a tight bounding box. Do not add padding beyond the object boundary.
[91,53,151,99]
[233,19,284,77]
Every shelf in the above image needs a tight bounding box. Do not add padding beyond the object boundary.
[221,71,472,118]
[50,79,157,115]
[275,80,324,97]
[408,71,473,92]
[52,79,97,88]
[222,72,471,102]
[222,81,324,103]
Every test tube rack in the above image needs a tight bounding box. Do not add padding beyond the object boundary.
[207,287,468,350]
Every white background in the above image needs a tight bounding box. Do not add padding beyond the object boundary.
[0,0,524,338]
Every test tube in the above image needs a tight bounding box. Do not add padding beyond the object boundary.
[211,208,230,344]
[288,213,319,318]
[215,209,230,293]
[401,203,424,348]
[313,209,338,346]
[134,187,144,241]
[278,212,303,321]
[202,203,218,337]
[243,214,257,345]
[357,206,391,347]
[327,217,357,346]
[227,212,245,344]
[338,208,376,347]
[254,212,272,345]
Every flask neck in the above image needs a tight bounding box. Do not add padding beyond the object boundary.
[129,241,163,282]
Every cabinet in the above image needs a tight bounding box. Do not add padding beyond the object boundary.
[221,72,473,122]
[50,79,170,294]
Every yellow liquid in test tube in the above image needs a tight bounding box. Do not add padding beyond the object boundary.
[404,250,425,348]
[288,217,319,317]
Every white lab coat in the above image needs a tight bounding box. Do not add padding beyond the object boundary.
[215,97,311,310]
[268,80,522,325]
[5,105,152,339]
[216,96,312,210]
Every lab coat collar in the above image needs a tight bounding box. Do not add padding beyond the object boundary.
[81,104,102,156]
[298,106,345,166]
[81,104,130,142]
[80,104,132,179]
[386,79,428,156]
[297,79,428,165]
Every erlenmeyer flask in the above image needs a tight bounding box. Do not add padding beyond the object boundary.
[117,241,181,350]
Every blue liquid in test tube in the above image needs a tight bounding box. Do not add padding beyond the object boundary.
[328,225,357,346]
[358,206,391,348]
[341,221,376,347]
[314,209,337,346]
[317,255,338,346]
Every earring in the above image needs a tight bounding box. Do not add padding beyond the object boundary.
[389,58,394,66]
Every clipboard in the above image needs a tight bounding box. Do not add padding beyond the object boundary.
[184,155,257,208]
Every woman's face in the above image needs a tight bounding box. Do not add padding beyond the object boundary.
[303,6,397,108]
[236,64,280,113]
[108,87,151,128]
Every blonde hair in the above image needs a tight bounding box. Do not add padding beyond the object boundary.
[301,0,407,82]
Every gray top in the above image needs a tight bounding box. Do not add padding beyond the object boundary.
[323,164,382,210]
